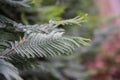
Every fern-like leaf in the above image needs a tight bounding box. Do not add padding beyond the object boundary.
[49,14,88,26]
[0,15,15,28]
[14,31,89,58]
[0,14,90,58]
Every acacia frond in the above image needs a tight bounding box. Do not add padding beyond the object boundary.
[49,14,88,26]
[0,15,14,28]
[0,14,90,58]
[13,31,89,58]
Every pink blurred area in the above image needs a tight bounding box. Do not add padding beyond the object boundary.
[96,0,120,26]
[86,0,120,80]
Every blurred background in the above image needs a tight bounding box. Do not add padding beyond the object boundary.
[1,0,120,80]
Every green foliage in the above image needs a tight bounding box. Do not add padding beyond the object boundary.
[0,59,23,80]
[14,32,89,58]
[0,0,91,80]
[40,6,66,21]
[52,14,88,25]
